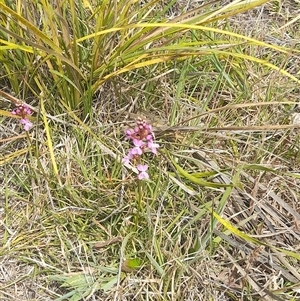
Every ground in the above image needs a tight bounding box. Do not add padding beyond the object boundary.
[1,1,300,300]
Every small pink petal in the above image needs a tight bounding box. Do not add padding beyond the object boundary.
[122,156,130,165]
[146,134,153,141]
[125,129,133,137]
[148,141,159,154]
[20,119,33,131]
[133,139,144,147]
[137,164,148,172]
[138,171,149,180]
[131,146,143,155]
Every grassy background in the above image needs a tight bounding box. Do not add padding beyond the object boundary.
[1,0,300,300]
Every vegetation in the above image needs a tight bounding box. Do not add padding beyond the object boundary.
[1,0,300,300]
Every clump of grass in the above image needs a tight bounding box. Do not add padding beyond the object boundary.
[1,0,300,300]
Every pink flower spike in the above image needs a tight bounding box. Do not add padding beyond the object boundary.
[137,164,149,180]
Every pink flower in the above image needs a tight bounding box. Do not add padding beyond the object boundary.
[12,104,33,131]
[122,155,132,165]
[137,164,149,180]
[125,129,133,138]
[20,118,33,131]
[146,134,153,141]
[23,106,31,115]
[147,141,159,154]
[130,139,143,155]
[132,139,144,147]
[131,146,143,156]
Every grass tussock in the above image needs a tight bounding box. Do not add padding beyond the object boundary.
[1,0,300,300]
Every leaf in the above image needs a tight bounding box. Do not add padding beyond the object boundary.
[190,170,220,178]
[0,147,32,165]
[61,274,94,288]
[243,164,276,172]
[188,235,201,254]
[40,100,60,181]
[50,274,98,301]
[51,272,120,300]
[211,210,261,245]
[166,151,235,188]
[101,275,120,291]
[93,237,122,249]
[121,258,142,273]
[145,252,164,276]
[211,210,300,261]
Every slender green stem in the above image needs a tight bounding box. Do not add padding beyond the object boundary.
[138,180,143,213]
[134,180,143,230]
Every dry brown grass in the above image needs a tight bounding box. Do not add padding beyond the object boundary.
[1,1,300,301]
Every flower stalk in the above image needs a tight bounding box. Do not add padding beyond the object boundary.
[123,117,160,227]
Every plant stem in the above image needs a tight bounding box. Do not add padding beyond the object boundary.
[135,180,143,230]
